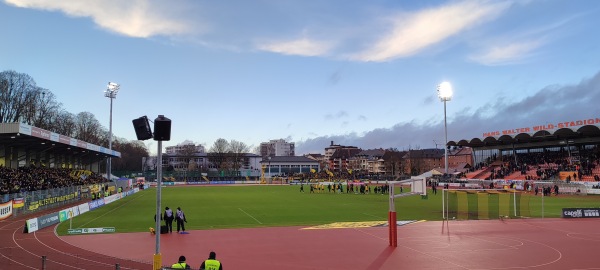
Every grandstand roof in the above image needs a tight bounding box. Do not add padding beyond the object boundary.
[447,124,600,150]
[0,123,120,160]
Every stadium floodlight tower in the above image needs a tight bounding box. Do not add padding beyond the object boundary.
[437,82,453,175]
[105,82,120,181]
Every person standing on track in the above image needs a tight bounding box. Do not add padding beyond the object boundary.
[199,251,222,270]
[176,207,187,233]
[164,206,174,233]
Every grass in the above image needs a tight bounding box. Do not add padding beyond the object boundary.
[56,185,600,235]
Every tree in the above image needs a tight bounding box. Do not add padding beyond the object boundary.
[228,140,249,175]
[53,110,77,137]
[0,70,38,123]
[208,138,230,176]
[111,139,150,172]
[74,112,106,145]
[179,142,198,181]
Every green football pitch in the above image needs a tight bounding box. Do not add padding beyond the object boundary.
[56,185,600,235]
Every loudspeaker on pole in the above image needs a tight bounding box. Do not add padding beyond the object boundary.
[154,115,171,141]
[132,116,153,141]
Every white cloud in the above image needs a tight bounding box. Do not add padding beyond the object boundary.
[258,37,333,57]
[470,40,542,65]
[5,0,191,38]
[352,0,512,62]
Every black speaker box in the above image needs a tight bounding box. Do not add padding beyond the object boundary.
[154,115,171,141]
[132,116,153,140]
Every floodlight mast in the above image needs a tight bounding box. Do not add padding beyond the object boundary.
[437,82,452,175]
[105,82,120,182]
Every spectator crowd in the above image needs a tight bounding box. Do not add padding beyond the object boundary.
[0,166,108,195]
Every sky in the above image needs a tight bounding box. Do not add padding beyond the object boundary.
[1,0,599,155]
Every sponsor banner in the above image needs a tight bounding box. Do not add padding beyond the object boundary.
[104,194,118,204]
[12,198,24,208]
[0,200,13,220]
[209,181,235,184]
[68,227,116,234]
[59,206,80,222]
[28,191,79,211]
[37,212,60,230]
[78,203,90,214]
[88,199,105,210]
[562,208,600,218]
[26,218,39,233]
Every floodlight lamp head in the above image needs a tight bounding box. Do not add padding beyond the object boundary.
[105,82,120,98]
[437,82,453,101]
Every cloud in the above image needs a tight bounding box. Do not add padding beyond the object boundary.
[258,37,333,57]
[296,71,600,154]
[324,111,349,120]
[470,40,542,65]
[351,0,511,62]
[5,0,192,38]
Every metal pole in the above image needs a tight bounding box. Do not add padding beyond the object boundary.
[442,188,445,220]
[513,189,517,217]
[444,100,449,175]
[542,186,544,219]
[155,140,163,267]
[108,96,113,181]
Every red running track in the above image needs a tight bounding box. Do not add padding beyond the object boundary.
[3,215,600,269]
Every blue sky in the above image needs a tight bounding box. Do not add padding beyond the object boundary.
[1,0,599,155]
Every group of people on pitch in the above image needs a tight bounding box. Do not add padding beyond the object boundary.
[171,251,223,269]
[153,206,188,234]
[163,206,188,233]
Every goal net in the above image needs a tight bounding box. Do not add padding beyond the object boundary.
[442,189,530,220]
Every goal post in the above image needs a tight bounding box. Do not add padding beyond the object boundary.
[442,188,529,221]
[388,177,427,247]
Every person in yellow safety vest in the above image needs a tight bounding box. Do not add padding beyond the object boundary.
[171,255,191,269]
[104,190,110,197]
[200,251,222,270]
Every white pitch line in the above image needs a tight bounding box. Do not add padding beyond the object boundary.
[238,208,263,224]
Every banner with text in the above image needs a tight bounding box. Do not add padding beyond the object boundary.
[562,208,600,218]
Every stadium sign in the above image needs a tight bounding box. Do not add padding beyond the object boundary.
[483,117,600,137]
[0,200,13,220]
[562,208,600,218]
[68,227,116,234]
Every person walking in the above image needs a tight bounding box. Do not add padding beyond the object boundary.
[176,207,187,233]
[164,207,174,233]
[171,255,191,269]
[199,251,222,270]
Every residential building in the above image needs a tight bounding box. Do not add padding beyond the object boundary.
[324,141,360,171]
[402,148,445,176]
[260,139,295,157]
[351,149,386,177]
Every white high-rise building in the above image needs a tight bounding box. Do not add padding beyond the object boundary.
[165,141,205,155]
[260,139,295,157]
